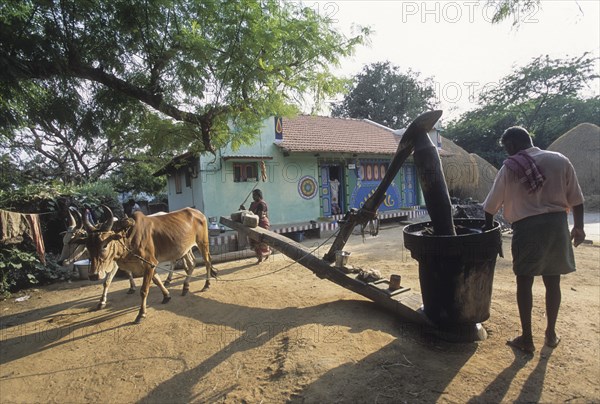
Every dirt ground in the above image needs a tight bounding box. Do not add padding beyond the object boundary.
[1,218,599,403]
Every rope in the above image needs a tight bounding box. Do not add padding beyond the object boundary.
[0,208,57,216]
[360,215,381,238]
[238,160,268,208]
[117,238,158,269]
[239,181,260,209]
[105,217,379,286]
[155,227,341,283]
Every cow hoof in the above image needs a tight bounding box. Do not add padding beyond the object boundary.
[126,288,136,295]
[96,303,106,311]
[162,295,171,304]
[200,281,210,292]
[164,280,171,287]
[182,288,189,296]
[134,314,145,324]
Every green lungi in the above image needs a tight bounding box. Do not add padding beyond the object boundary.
[511,211,576,276]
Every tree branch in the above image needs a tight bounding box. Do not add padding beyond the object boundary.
[14,58,219,152]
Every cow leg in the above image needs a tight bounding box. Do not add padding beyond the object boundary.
[135,267,155,324]
[97,263,119,310]
[198,243,216,292]
[181,251,196,296]
[152,273,171,304]
[163,261,175,286]
[126,272,136,294]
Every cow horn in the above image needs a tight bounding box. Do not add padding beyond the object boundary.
[82,208,97,232]
[99,205,114,232]
[66,208,76,229]
[72,209,83,231]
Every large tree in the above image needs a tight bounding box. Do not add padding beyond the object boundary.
[445,53,599,168]
[1,0,368,159]
[331,61,437,129]
[1,78,153,185]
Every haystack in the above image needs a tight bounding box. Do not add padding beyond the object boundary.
[547,123,600,199]
[439,136,498,202]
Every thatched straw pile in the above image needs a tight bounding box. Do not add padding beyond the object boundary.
[439,136,498,202]
[547,123,600,204]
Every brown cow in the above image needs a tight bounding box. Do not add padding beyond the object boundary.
[81,206,217,323]
[63,209,199,309]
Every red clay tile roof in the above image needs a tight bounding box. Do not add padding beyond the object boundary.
[277,115,400,154]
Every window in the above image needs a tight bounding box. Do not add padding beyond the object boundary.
[175,171,182,194]
[185,170,192,187]
[233,162,259,182]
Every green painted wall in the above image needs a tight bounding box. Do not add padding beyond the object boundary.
[165,117,423,225]
[198,119,321,225]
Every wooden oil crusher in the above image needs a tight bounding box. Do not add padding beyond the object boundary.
[221,110,502,342]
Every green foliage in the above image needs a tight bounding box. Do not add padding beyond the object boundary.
[0,247,69,299]
[110,160,167,196]
[445,106,519,168]
[331,61,437,129]
[445,54,600,167]
[487,0,541,26]
[72,181,123,214]
[0,182,70,212]
[0,153,26,190]
[1,77,156,186]
[1,0,369,156]
[480,54,598,115]
[0,181,121,296]
[0,181,121,214]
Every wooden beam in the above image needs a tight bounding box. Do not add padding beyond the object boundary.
[220,216,431,326]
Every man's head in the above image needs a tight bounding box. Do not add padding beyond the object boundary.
[252,189,263,201]
[500,126,534,156]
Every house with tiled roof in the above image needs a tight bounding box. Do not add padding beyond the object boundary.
[155,115,438,249]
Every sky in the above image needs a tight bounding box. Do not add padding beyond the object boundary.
[313,0,600,123]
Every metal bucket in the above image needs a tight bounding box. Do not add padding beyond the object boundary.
[335,251,351,267]
[208,219,221,237]
[73,259,91,280]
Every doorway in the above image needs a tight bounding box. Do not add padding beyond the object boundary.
[402,164,417,206]
[320,164,344,216]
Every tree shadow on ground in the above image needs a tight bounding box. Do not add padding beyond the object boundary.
[0,282,139,365]
[2,262,479,403]
[138,294,478,403]
[288,337,478,403]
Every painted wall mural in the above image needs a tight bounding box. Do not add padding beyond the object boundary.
[350,160,402,211]
[298,175,318,200]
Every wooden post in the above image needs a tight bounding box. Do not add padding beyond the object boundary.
[412,127,456,235]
